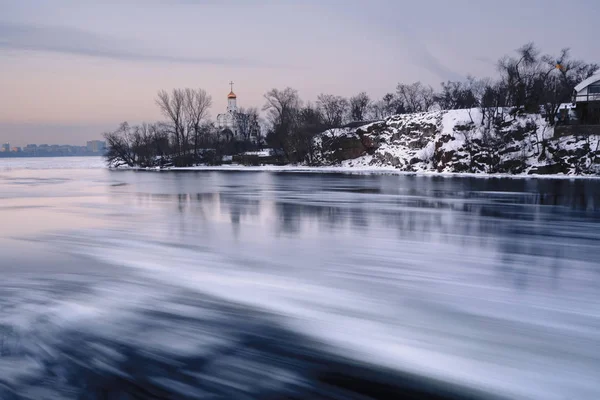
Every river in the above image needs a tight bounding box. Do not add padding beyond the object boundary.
[0,157,599,399]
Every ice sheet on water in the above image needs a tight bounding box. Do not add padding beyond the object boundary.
[48,216,600,400]
[2,169,600,399]
[1,274,500,400]
[0,156,105,171]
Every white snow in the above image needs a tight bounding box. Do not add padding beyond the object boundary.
[243,149,273,157]
[319,108,600,176]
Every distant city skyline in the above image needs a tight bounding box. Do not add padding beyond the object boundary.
[0,126,107,148]
[0,139,106,157]
[1,0,599,145]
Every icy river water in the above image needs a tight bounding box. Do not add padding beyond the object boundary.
[0,157,599,400]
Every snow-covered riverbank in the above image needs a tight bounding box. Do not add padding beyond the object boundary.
[109,108,600,179]
[120,163,600,180]
[311,109,600,176]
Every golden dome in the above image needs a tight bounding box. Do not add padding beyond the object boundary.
[228,91,237,99]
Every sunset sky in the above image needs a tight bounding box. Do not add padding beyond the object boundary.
[1,0,599,146]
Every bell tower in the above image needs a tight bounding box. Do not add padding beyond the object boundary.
[227,81,237,113]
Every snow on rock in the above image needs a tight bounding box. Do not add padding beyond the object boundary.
[314,109,600,176]
[312,127,368,165]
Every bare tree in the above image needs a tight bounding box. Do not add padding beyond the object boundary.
[368,100,386,120]
[263,87,302,158]
[367,93,405,120]
[435,80,478,111]
[349,92,371,122]
[247,107,261,141]
[237,106,261,142]
[156,89,186,155]
[104,122,170,168]
[396,82,435,113]
[296,104,325,164]
[397,82,418,112]
[422,85,436,111]
[540,48,599,125]
[183,88,212,156]
[464,76,487,123]
[104,122,137,167]
[316,94,349,128]
[497,42,554,113]
[382,93,403,116]
[263,87,301,127]
[495,43,599,124]
[479,82,505,129]
[132,123,168,167]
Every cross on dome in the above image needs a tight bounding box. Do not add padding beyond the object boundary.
[228,81,236,99]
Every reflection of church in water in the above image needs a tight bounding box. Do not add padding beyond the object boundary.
[216,82,261,143]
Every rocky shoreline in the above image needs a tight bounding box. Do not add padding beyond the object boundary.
[312,109,600,176]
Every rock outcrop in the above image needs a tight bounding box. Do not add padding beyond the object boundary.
[313,109,600,175]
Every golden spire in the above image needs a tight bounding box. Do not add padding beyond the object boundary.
[228,81,236,98]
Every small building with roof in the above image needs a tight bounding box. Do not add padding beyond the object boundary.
[573,74,600,125]
[555,74,600,137]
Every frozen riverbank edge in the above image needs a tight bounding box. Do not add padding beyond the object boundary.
[110,164,600,180]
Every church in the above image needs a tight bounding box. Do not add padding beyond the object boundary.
[216,82,261,143]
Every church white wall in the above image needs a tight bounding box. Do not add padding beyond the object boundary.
[227,98,237,112]
[216,91,260,143]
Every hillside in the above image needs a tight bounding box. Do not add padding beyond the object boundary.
[313,109,600,175]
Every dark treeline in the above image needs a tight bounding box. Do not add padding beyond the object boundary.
[105,43,598,167]
[105,89,261,168]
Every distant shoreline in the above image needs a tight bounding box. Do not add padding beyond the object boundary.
[0,153,104,159]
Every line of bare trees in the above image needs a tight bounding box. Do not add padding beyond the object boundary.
[105,88,264,167]
[105,42,597,167]
[105,88,215,167]
[261,42,597,164]
[155,88,212,160]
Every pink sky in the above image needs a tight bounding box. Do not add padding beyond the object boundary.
[1,0,598,146]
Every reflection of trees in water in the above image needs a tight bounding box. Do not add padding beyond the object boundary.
[535,179,600,211]
[135,192,262,239]
[495,224,565,291]
[134,177,600,292]
[136,192,220,239]
[478,178,600,211]
[350,207,368,228]
[274,181,600,243]
[277,202,301,234]
[139,191,261,222]
[274,202,355,234]
[217,192,261,238]
[268,183,600,294]
[467,182,600,292]
[379,209,442,241]
[178,191,262,238]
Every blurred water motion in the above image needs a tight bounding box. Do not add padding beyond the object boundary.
[1,161,600,399]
